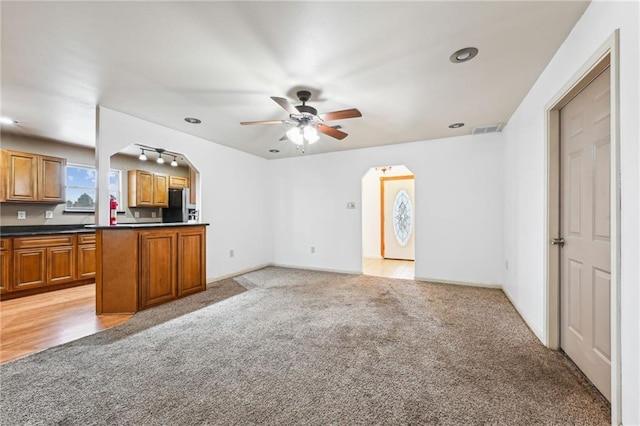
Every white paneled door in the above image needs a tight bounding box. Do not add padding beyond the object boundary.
[559,67,611,401]
[381,176,415,260]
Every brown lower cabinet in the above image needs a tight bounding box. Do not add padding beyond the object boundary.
[96,225,206,314]
[0,233,96,299]
[0,239,12,294]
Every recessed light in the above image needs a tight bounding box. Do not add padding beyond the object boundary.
[449,123,465,129]
[184,117,201,124]
[269,149,280,153]
[449,47,478,63]
[0,116,17,125]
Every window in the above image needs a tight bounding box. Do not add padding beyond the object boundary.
[393,189,412,247]
[65,164,121,211]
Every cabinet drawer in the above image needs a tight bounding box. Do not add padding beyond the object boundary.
[0,239,10,251]
[14,235,74,249]
[78,233,96,244]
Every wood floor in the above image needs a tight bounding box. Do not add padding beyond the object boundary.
[363,257,415,280]
[0,284,131,364]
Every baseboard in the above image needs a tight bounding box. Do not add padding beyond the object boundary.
[271,263,360,276]
[206,263,271,284]
[501,286,545,344]
[414,276,502,289]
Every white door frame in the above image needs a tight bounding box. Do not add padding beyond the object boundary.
[544,31,621,424]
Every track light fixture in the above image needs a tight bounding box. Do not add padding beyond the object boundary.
[156,148,165,164]
[135,144,181,168]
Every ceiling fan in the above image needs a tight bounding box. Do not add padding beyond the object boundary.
[240,90,362,146]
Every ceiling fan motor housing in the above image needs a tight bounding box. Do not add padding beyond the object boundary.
[295,104,318,115]
[295,90,317,115]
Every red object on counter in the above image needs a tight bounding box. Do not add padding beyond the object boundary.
[110,196,118,226]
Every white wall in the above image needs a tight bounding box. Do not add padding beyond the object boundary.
[271,133,504,286]
[96,107,273,280]
[362,169,381,259]
[501,1,640,423]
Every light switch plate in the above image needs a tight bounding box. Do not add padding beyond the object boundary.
[134,211,140,218]
[17,211,26,220]
[45,211,54,219]
[151,211,157,218]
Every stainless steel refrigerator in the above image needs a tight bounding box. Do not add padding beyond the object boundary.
[162,188,195,223]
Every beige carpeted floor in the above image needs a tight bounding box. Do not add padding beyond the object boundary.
[0,267,610,425]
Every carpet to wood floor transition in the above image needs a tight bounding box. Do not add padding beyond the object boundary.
[0,267,610,425]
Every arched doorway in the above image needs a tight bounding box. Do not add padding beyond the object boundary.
[361,165,415,279]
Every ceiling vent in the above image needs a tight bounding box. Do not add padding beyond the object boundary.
[471,123,504,135]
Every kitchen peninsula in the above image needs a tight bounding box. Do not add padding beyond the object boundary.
[94,223,207,314]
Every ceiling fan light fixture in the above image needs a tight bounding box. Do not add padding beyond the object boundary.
[303,125,319,144]
[286,126,304,145]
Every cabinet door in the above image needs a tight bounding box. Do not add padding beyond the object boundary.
[128,170,153,207]
[139,232,176,309]
[47,246,75,284]
[153,173,169,207]
[177,229,206,297]
[5,151,38,202]
[39,155,66,203]
[169,175,189,189]
[0,249,11,293]
[13,248,47,289]
[77,244,96,279]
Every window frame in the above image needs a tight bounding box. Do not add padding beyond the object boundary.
[64,163,122,213]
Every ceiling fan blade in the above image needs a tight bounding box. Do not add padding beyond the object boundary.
[271,97,300,115]
[319,108,362,121]
[317,124,348,140]
[240,119,289,125]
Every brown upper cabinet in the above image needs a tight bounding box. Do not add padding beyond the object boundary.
[169,175,189,189]
[128,170,169,208]
[0,149,66,203]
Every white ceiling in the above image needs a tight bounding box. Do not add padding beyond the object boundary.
[1,1,589,159]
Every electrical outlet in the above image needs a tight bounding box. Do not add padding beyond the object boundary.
[45,211,54,219]
[151,211,157,218]
[229,249,234,258]
[311,246,315,254]
[346,202,356,209]
[17,211,26,220]
[134,211,140,218]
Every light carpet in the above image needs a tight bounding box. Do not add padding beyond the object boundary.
[0,267,610,425]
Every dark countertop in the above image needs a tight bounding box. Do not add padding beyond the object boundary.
[88,222,209,230]
[1,222,209,236]
[0,224,96,237]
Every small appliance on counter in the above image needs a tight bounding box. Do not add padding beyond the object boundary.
[162,188,196,223]
[187,207,199,223]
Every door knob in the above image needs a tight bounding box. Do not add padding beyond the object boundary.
[551,238,565,247]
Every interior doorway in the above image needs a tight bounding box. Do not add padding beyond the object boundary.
[361,165,415,280]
